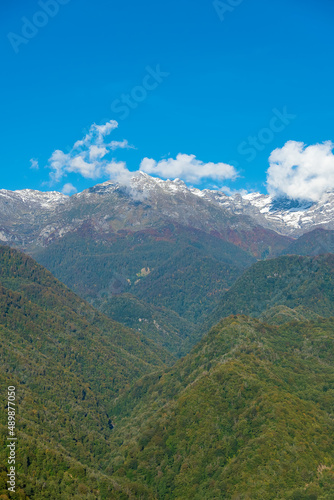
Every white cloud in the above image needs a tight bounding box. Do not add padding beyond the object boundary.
[219,186,249,197]
[267,141,334,201]
[62,183,77,195]
[67,156,103,179]
[139,153,238,184]
[94,120,118,138]
[109,139,133,150]
[49,150,70,182]
[89,145,108,161]
[104,160,132,183]
[47,120,133,184]
[73,120,119,150]
[30,158,39,170]
[46,121,238,191]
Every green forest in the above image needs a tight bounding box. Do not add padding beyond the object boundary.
[1,246,334,498]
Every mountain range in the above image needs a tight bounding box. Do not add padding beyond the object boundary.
[1,174,334,352]
[1,173,334,247]
[1,175,334,498]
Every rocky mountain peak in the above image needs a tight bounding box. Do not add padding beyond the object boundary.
[0,175,334,248]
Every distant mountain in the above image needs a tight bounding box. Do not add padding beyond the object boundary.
[224,191,334,236]
[1,174,334,353]
[32,223,256,324]
[107,315,334,499]
[1,176,275,345]
[282,227,334,256]
[0,173,291,254]
[1,175,334,246]
[0,246,171,498]
[208,254,334,327]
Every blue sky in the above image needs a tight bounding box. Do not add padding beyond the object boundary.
[1,0,334,198]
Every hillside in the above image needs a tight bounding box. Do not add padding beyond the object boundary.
[208,254,334,327]
[93,293,196,357]
[2,248,334,498]
[0,246,172,499]
[282,228,334,256]
[33,223,256,327]
[259,304,322,325]
[107,316,334,499]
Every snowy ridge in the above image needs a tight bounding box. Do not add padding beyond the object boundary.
[0,188,68,209]
[237,191,334,233]
[0,174,333,238]
[129,174,334,234]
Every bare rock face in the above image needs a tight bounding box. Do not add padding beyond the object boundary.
[0,173,257,250]
[0,173,333,253]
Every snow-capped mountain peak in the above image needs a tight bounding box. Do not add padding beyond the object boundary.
[0,188,68,208]
[0,175,334,248]
[232,191,334,233]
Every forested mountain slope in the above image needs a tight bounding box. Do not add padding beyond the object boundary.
[282,228,334,256]
[93,293,196,357]
[0,246,171,499]
[33,224,256,323]
[208,254,334,328]
[107,316,334,499]
[2,247,334,498]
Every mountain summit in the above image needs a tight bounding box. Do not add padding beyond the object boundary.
[1,174,333,247]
